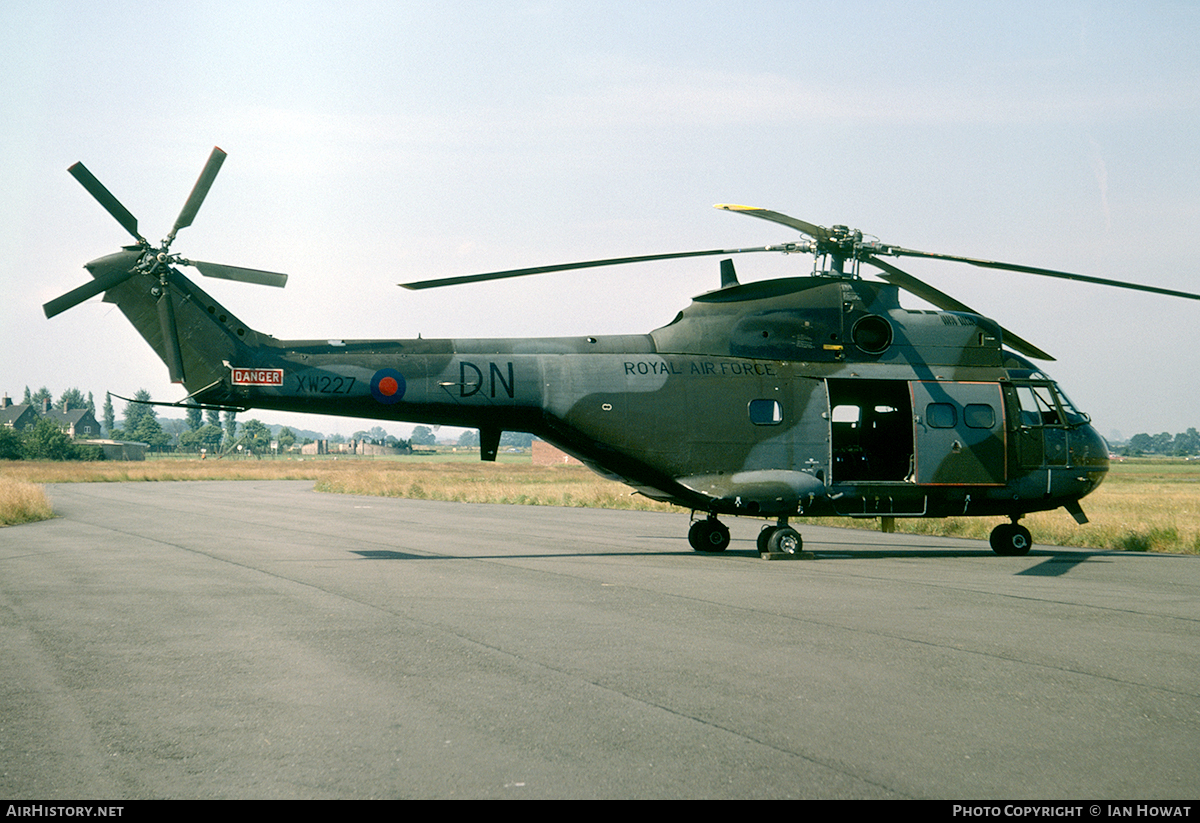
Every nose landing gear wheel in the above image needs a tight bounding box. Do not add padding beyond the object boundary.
[990,522,1033,556]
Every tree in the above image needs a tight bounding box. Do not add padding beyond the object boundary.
[179,424,223,453]
[185,402,203,432]
[241,419,272,453]
[1127,433,1153,455]
[0,426,22,460]
[60,387,86,411]
[122,390,154,434]
[1173,428,1200,456]
[133,413,170,452]
[277,426,296,451]
[23,418,74,460]
[457,429,480,448]
[206,408,221,428]
[410,425,436,446]
[223,410,238,446]
[500,431,535,448]
[30,387,52,411]
[103,393,115,436]
[118,390,171,451]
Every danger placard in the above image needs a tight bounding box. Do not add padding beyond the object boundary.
[231,368,284,386]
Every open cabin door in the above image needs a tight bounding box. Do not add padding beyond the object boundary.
[827,379,915,483]
[827,379,1006,486]
[910,381,1006,485]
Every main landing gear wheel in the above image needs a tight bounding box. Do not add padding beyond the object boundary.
[758,518,805,556]
[689,517,731,552]
[757,525,778,554]
[990,522,1033,556]
[767,526,802,555]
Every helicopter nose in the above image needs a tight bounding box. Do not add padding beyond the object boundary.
[1079,424,1110,469]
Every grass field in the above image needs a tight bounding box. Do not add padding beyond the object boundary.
[832,459,1200,553]
[2,454,1198,554]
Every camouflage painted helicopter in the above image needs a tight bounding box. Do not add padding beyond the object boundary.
[46,148,1200,556]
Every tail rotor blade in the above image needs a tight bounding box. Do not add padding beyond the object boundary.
[156,289,186,383]
[190,259,288,288]
[170,147,227,240]
[43,266,140,319]
[68,162,145,243]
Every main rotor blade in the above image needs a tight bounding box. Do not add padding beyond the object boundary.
[156,290,186,383]
[714,204,830,242]
[68,162,145,243]
[42,266,141,319]
[866,255,1055,361]
[189,260,288,288]
[400,246,790,290]
[889,247,1200,301]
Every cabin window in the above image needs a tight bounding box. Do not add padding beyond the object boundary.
[748,399,783,425]
[926,403,957,428]
[963,404,995,429]
[831,404,860,425]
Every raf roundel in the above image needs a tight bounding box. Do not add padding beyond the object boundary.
[370,368,406,404]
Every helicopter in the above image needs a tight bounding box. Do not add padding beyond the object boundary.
[45,148,1200,557]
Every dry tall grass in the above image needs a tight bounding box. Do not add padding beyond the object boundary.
[0,477,54,526]
[2,456,1197,553]
[311,462,679,511]
[806,460,1200,553]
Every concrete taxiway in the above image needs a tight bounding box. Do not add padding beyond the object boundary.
[1,480,1196,799]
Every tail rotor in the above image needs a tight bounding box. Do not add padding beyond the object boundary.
[46,147,289,383]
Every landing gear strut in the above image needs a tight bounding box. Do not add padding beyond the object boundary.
[758,517,802,555]
[990,518,1033,556]
[688,515,731,552]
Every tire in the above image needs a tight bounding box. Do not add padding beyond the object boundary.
[990,523,1032,556]
[757,526,778,554]
[689,519,730,552]
[767,527,802,555]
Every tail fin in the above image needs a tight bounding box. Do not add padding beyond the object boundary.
[89,252,272,399]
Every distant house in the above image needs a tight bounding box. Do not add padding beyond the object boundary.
[301,440,329,455]
[0,395,38,430]
[532,440,584,466]
[42,405,102,439]
[2,394,102,439]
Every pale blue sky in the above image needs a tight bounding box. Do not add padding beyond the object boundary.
[3,1,1198,440]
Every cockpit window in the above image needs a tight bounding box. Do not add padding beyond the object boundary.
[1053,385,1091,426]
[1015,384,1063,426]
